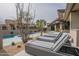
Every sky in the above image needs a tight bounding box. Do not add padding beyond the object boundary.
[0,3,66,23]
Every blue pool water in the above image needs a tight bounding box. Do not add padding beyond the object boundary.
[2,34,16,39]
[2,32,36,39]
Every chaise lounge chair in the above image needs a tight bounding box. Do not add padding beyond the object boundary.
[37,32,62,42]
[25,33,72,56]
[47,31,60,35]
[43,32,60,38]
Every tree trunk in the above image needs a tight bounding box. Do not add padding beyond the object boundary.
[41,28,43,36]
[21,31,29,43]
[41,31,42,36]
[22,34,28,43]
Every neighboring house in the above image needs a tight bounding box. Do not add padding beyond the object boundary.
[0,19,40,36]
[5,19,17,30]
[55,9,65,32]
[48,19,60,31]
[49,9,70,32]
[49,9,67,32]
[56,9,70,32]
[64,3,79,48]
[0,19,18,36]
[0,24,7,30]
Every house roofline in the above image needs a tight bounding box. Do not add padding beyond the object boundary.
[64,3,76,20]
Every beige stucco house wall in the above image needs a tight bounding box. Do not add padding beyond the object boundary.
[70,12,79,48]
[64,3,79,48]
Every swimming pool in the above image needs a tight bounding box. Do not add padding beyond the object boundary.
[2,32,36,39]
[3,36,22,46]
[2,34,16,39]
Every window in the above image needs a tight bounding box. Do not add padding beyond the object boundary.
[2,26,7,30]
[9,24,16,30]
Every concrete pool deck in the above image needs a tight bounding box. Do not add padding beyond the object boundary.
[0,42,24,56]
[15,50,31,56]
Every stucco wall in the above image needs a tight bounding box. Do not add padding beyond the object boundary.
[71,12,79,29]
[70,29,79,48]
[70,30,77,47]
[70,12,79,48]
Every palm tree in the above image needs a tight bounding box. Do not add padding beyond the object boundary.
[36,19,46,36]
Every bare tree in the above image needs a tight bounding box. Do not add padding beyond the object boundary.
[15,3,34,43]
[24,3,32,42]
[15,3,25,43]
